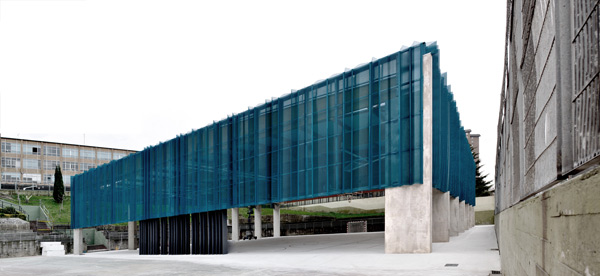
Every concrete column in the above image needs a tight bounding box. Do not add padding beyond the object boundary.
[128,221,135,250]
[232,208,239,241]
[459,201,466,232]
[73,228,83,255]
[467,205,471,228]
[273,204,281,237]
[254,205,262,239]
[470,205,475,227]
[384,53,433,254]
[449,196,459,236]
[432,189,450,242]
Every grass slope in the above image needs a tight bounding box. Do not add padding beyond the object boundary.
[7,194,71,224]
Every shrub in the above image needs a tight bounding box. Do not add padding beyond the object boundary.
[1,206,17,215]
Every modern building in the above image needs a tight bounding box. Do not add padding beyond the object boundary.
[0,136,136,190]
[495,1,600,275]
[71,42,476,255]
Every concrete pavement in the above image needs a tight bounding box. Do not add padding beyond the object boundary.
[0,225,500,276]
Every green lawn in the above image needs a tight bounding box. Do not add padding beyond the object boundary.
[7,194,71,224]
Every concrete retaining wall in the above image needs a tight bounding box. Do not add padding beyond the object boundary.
[496,167,600,275]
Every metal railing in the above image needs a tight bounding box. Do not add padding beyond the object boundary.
[40,204,53,230]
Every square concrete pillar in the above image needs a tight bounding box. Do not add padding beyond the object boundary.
[449,196,459,236]
[232,208,239,241]
[128,221,136,250]
[384,53,433,254]
[459,201,466,232]
[273,204,281,237]
[254,205,262,239]
[470,205,475,228]
[432,189,450,242]
[73,228,83,255]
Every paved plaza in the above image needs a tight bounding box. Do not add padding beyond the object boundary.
[0,225,500,276]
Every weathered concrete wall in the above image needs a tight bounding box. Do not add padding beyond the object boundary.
[1,240,37,258]
[475,195,495,212]
[497,0,600,274]
[0,218,38,258]
[497,167,600,276]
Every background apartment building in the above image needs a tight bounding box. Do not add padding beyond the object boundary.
[0,137,136,190]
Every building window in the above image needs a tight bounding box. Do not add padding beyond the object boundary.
[1,157,20,168]
[63,161,78,171]
[81,149,95,159]
[80,163,95,171]
[44,146,60,157]
[1,142,21,153]
[62,148,78,158]
[64,176,71,186]
[44,160,60,171]
[44,174,55,184]
[1,172,20,182]
[23,144,41,155]
[23,159,41,170]
[23,173,41,184]
[113,152,128,160]
[97,151,111,160]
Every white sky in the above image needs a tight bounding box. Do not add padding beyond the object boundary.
[0,0,505,184]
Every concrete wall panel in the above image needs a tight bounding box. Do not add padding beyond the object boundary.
[497,167,600,276]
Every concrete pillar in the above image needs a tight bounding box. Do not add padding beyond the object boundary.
[384,53,433,254]
[467,205,472,228]
[432,189,450,242]
[254,205,262,239]
[73,228,83,255]
[273,204,281,238]
[449,196,459,236]
[128,221,135,250]
[459,201,466,232]
[232,208,240,241]
[470,205,475,227]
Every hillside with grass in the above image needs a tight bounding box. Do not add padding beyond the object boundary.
[4,194,71,224]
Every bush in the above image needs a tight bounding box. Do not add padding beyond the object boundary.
[1,206,18,214]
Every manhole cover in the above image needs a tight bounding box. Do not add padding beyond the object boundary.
[445,264,459,267]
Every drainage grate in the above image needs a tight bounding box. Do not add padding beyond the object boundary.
[445,264,459,267]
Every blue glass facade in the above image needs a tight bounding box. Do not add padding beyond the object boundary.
[72,42,475,229]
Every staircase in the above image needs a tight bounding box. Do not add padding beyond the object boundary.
[29,220,52,232]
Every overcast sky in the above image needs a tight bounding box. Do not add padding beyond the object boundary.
[0,0,505,184]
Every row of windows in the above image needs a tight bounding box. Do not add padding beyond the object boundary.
[1,157,97,171]
[1,142,128,160]
[1,172,71,185]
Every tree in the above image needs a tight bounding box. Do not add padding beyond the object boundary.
[472,147,492,197]
[53,165,64,203]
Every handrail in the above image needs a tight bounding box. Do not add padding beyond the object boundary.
[40,204,53,229]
